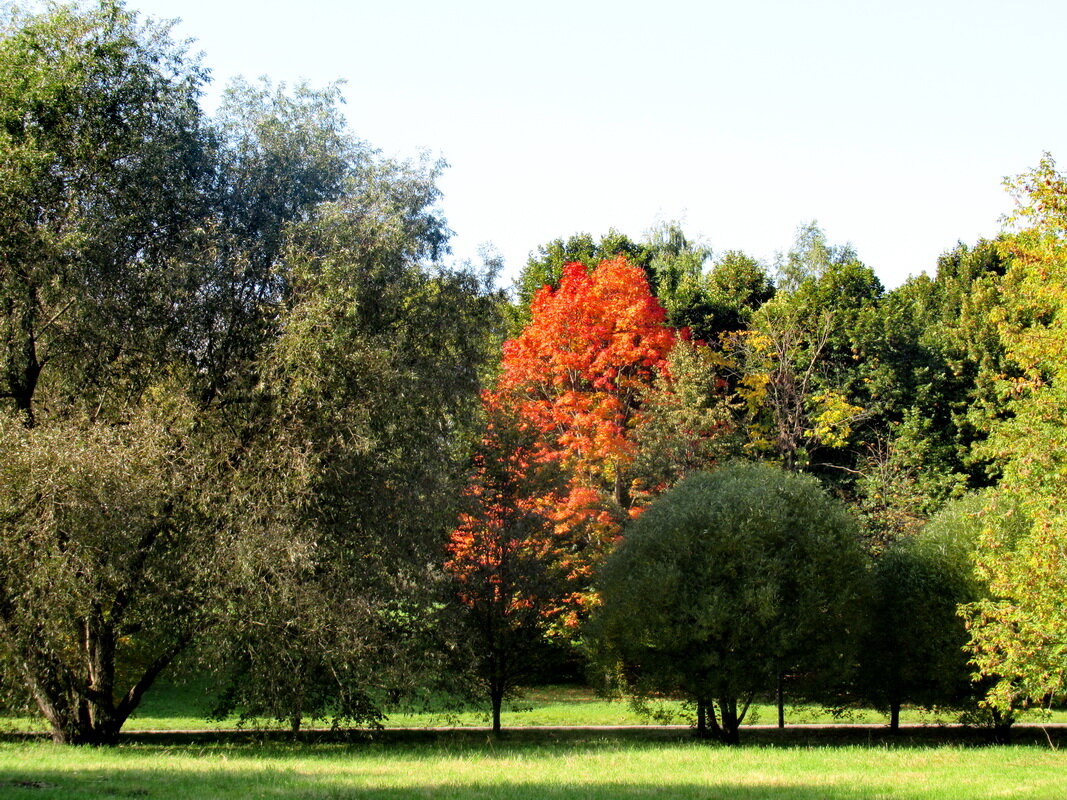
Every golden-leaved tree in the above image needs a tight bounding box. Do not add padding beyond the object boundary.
[965,154,1067,711]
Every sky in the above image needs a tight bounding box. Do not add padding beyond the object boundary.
[125,0,1067,289]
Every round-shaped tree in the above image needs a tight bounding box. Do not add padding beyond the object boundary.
[591,462,868,743]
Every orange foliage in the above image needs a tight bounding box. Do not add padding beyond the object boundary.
[498,256,675,496]
[448,258,675,633]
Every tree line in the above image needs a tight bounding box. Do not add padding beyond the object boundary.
[1,1,1066,746]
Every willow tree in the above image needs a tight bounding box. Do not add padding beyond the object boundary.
[0,1,497,744]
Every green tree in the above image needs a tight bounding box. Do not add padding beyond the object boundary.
[629,339,741,496]
[696,250,775,342]
[0,2,499,743]
[857,494,989,730]
[776,220,860,293]
[0,0,210,425]
[0,395,223,745]
[733,226,878,475]
[591,463,868,744]
[209,159,498,730]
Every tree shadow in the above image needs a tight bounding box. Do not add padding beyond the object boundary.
[93,722,1067,750]
[0,767,967,800]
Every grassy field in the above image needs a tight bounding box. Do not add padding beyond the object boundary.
[3,684,1067,799]
[1,738,1066,799]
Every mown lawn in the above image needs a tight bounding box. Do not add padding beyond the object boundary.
[1,738,1065,799]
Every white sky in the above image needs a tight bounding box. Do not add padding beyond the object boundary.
[128,0,1067,289]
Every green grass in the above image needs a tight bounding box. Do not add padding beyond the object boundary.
[3,682,1066,733]
[0,739,1066,799]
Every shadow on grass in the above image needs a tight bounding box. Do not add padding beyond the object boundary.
[45,723,1061,750]
[0,768,968,800]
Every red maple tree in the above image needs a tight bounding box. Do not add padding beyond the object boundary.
[445,393,573,731]
[446,258,676,719]
[497,256,675,510]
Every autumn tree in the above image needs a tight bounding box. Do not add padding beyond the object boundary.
[964,154,1067,713]
[511,224,724,341]
[445,395,573,733]
[735,299,864,472]
[498,256,675,512]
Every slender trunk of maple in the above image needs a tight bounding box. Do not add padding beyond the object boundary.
[613,468,630,510]
[777,670,785,729]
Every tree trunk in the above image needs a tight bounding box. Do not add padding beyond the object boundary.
[696,698,709,739]
[776,670,785,729]
[613,468,630,510]
[490,685,503,734]
[990,708,1013,745]
[8,286,42,428]
[889,700,900,732]
[23,626,188,745]
[718,696,741,745]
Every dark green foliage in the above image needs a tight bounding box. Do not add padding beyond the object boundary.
[203,155,499,732]
[591,463,869,743]
[850,239,1012,542]
[690,250,776,342]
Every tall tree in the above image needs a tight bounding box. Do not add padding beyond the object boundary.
[965,154,1067,713]
[209,159,497,730]
[0,0,210,425]
[0,3,498,743]
[733,226,877,475]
